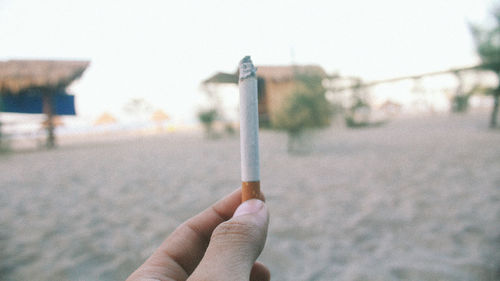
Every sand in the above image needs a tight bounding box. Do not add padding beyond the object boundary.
[1,112,499,281]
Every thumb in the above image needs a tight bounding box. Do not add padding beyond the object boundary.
[188,199,269,281]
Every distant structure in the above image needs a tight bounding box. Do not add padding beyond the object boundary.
[151,109,170,131]
[326,64,497,116]
[0,60,90,148]
[94,112,117,126]
[204,63,498,128]
[203,65,327,127]
[151,109,169,123]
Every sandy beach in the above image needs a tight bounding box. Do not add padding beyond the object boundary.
[1,112,499,281]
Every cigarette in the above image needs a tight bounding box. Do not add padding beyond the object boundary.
[239,56,262,202]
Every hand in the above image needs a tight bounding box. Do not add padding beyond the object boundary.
[127,189,270,281]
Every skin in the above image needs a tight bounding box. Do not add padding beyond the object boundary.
[127,189,270,281]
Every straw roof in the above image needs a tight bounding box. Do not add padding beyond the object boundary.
[0,60,90,94]
[152,109,169,122]
[94,112,117,125]
[256,65,327,82]
[203,72,238,84]
[203,65,327,84]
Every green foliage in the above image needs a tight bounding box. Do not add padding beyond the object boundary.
[344,79,372,128]
[350,96,370,111]
[224,123,236,135]
[197,108,218,138]
[451,94,471,113]
[273,73,332,153]
[198,108,217,125]
[470,1,500,127]
[274,74,331,136]
[470,2,500,73]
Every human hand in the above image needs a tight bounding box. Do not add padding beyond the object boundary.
[127,189,270,281]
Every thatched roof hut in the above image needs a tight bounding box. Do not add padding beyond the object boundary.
[0,59,90,148]
[151,109,169,122]
[203,64,327,126]
[0,60,90,94]
[94,112,118,126]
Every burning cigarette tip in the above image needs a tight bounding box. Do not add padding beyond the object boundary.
[239,56,257,81]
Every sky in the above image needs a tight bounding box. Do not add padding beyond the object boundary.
[0,0,497,124]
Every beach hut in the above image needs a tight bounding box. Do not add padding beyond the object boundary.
[203,65,327,127]
[0,60,90,148]
[151,109,169,131]
[94,112,118,126]
[151,109,169,123]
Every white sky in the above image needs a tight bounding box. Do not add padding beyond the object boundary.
[0,0,496,124]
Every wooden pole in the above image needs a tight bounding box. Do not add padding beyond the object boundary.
[0,115,3,151]
[42,89,56,148]
[0,97,3,150]
[239,56,262,201]
[490,87,499,128]
[452,71,466,113]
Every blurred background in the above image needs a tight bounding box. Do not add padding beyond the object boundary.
[1,0,499,280]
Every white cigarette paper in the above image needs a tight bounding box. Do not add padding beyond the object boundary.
[239,56,260,182]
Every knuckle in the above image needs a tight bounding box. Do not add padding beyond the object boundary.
[211,220,260,244]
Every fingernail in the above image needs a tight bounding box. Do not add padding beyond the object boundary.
[233,199,264,217]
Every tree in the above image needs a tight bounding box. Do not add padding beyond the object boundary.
[197,108,218,138]
[470,2,500,127]
[198,83,235,138]
[344,78,372,128]
[273,73,332,153]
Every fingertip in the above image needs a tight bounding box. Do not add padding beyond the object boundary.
[233,199,265,218]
